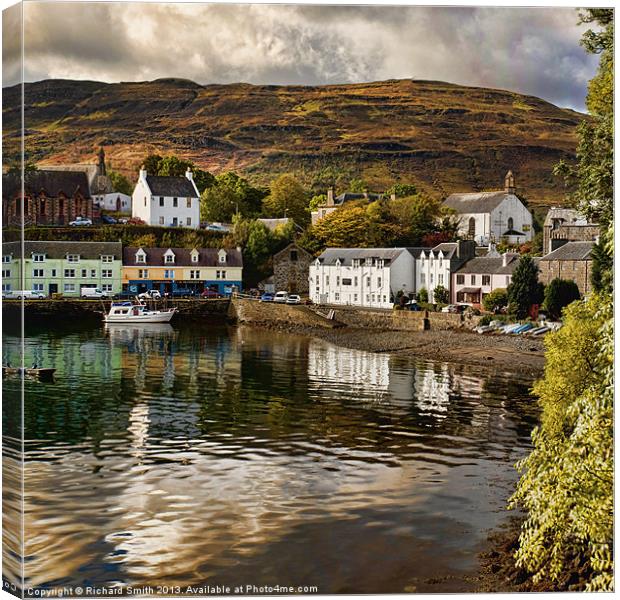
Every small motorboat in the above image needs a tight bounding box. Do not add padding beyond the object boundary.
[103,300,176,323]
[3,366,56,380]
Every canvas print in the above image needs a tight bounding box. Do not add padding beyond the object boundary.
[1,1,614,596]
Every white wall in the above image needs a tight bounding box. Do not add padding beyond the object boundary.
[95,193,132,213]
[132,178,151,223]
[416,251,452,302]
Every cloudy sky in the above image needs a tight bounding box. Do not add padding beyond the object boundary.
[3,2,600,111]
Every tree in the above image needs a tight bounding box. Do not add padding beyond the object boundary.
[385,182,418,198]
[417,287,428,303]
[132,233,157,248]
[262,174,309,226]
[507,255,540,319]
[348,178,368,193]
[309,194,326,211]
[108,171,133,195]
[200,172,264,222]
[433,285,449,304]
[482,288,508,312]
[140,153,215,193]
[543,278,581,320]
[590,235,613,293]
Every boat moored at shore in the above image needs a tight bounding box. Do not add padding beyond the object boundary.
[103,301,176,323]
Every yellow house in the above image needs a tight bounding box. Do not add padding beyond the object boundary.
[122,247,243,295]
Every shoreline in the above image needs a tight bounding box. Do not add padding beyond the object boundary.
[242,320,546,376]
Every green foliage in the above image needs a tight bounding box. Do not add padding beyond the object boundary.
[309,194,326,211]
[200,172,266,222]
[108,171,133,195]
[385,182,418,197]
[262,173,310,226]
[6,161,38,174]
[590,230,613,294]
[482,288,508,312]
[417,287,428,304]
[433,285,449,304]
[543,278,580,320]
[507,255,540,319]
[510,294,613,591]
[132,233,157,248]
[348,178,368,193]
[140,153,215,193]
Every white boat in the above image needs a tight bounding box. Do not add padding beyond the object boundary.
[103,301,176,323]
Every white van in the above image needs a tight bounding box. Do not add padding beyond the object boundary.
[81,288,109,299]
[273,291,289,304]
[3,290,45,299]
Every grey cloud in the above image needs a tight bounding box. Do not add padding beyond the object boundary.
[7,2,599,111]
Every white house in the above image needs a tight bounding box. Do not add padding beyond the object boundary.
[309,248,417,309]
[94,192,132,214]
[451,252,522,305]
[132,167,200,228]
[416,240,476,303]
[443,171,533,246]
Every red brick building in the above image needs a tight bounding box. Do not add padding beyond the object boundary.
[2,170,95,226]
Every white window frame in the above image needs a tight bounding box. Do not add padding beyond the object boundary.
[67,254,80,263]
[64,269,76,278]
[33,269,44,278]
[32,254,46,262]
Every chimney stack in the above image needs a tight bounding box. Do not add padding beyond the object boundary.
[326,186,334,206]
[185,168,193,181]
[363,188,369,200]
[390,192,396,201]
[139,165,147,180]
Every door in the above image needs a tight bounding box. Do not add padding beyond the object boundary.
[49,283,58,295]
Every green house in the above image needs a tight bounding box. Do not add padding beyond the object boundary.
[2,241,123,297]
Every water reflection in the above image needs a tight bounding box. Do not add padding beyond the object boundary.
[4,322,539,593]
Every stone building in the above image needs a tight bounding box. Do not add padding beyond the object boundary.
[2,170,94,226]
[542,207,599,255]
[538,241,594,296]
[272,243,313,295]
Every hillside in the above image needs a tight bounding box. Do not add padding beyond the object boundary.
[2,78,585,205]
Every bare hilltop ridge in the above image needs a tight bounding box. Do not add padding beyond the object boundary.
[3,77,584,205]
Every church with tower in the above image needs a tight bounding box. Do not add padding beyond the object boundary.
[442,171,534,246]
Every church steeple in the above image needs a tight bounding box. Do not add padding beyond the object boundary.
[504,170,515,194]
[97,146,107,176]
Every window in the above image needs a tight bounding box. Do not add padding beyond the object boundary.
[144,197,147,207]
[2,269,10,278]
[190,270,200,279]
[101,284,113,292]
[438,274,444,285]
[221,271,226,279]
[136,252,146,264]
[186,198,192,208]
[165,254,175,264]
[138,269,148,278]
[377,259,384,268]
[51,269,57,277]
[173,197,178,208]
[468,217,476,238]
[507,217,514,231]
[164,270,175,279]
[102,270,113,278]
[470,275,476,285]
[159,216,165,225]
[33,254,45,262]
[172,217,178,226]
[377,277,382,287]
[101,255,113,263]
[366,277,370,287]
[439,258,443,267]
[64,283,76,292]
[420,273,426,284]
[366,294,370,303]
[67,254,80,263]
[354,294,358,302]
[186,217,192,226]
[354,276,358,286]
[33,269,44,278]
[371,294,375,303]
[326,276,329,285]
[91,269,97,278]
[482,275,491,286]
[430,274,434,284]
[219,254,226,263]
[456,274,464,284]
[33,283,44,292]
[159,197,164,207]
[216,271,221,279]
[342,278,352,286]
[290,250,298,262]
[505,275,510,285]
[2,255,11,263]
[2,284,11,292]
[81,269,88,278]
[335,292,340,301]
[365,258,372,266]
[383,295,387,303]
[64,269,75,278]
[336,276,340,286]
[352,259,360,268]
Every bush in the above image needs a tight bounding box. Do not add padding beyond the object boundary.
[482,288,508,312]
[543,278,581,320]
[417,287,428,303]
[433,284,449,304]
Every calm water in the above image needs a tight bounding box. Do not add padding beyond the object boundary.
[3,321,538,594]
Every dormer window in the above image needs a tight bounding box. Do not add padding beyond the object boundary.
[377,259,384,268]
[335,259,341,267]
[191,251,199,263]
[32,254,46,262]
[218,249,227,264]
[165,254,175,264]
[135,250,146,264]
[66,254,80,263]
[352,259,360,268]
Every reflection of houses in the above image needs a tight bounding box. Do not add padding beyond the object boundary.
[2,240,122,297]
[416,240,476,303]
[311,187,386,225]
[542,207,599,255]
[273,243,313,295]
[538,241,594,296]
[451,252,521,305]
[2,170,94,226]
[443,171,533,246]
[122,246,243,296]
[310,247,417,308]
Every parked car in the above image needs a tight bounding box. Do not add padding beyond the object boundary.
[3,290,45,299]
[200,289,221,298]
[81,288,109,299]
[69,217,93,226]
[404,301,422,311]
[117,218,129,224]
[260,292,274,302]
[441,304,465,314]
[101,214,117,225]
[170,288,195,298]
[286,294,301,305]
[138,289,162,300]
[273,291,289,304]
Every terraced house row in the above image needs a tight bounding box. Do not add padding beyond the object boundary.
[2,241,243,297]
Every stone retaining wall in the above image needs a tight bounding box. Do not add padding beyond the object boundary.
[330,307,427,332]
[229,298,341,329]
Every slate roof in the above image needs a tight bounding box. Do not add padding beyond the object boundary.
[335,192,383,205]
[315,247,411,266]
[3,170,92,199]
[123,247,243,267]
[543,207,589,227]
[454,255,520,275]
[145,175,198,198]
[429,242,458,258]
[443,191,509,214]
[2,240,121,259]
[273,243,313,262]
[540,241,595,261]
